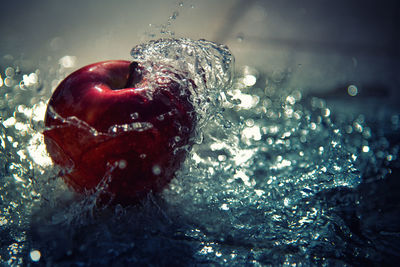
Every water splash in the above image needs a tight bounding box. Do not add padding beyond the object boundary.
[0,39,399,265]
[144,1,188,39]
[131,38,234,129]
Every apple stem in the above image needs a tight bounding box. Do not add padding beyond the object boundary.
[125,61,143,88]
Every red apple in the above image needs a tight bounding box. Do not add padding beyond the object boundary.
[43,60,196,204]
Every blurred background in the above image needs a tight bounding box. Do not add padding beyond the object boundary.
[1,0,399,98]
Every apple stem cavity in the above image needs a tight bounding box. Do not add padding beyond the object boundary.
[125,61,143,88]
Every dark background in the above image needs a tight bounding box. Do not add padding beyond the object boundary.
[1,0,399,98]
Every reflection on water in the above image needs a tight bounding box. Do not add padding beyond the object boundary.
[0,39,399,265]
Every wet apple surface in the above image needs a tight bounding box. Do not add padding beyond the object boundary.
[43,60,196,203]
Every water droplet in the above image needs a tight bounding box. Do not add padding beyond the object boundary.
[243,74,256,86]
[286,95,296,105]
[4,77,13,87]
[245,119,254,127]
[30,250,41,262]
[224,121,232,128]
[220,203,229,210]
[322,108,330,117]
[118,159,127,169]
[347,85,358,96]
[170,11,179,20]
[218,155,226,161]
[130,112,139,120]
[152,165,161,175]
[5,67,15,77]
[353,122,363,133]
[59,55,77,68]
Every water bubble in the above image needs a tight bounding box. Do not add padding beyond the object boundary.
[130,112,139,120]
[243,74,256,87]
[286,95,296,105]
[152,165,162,175]
[223,121,232,128]
[22,73,39,87]
[245,119,254,127]
[30,250,41,262]
[4,77,13,87]
[5,67,15,77]
[118,159,127,169]
[347,84,358,96]
[59,55,77,68]
[220,203,229,210]
[217,155,226,161]
[353,122,363,133]
[363,127,371,139]
[19,80,26,90]
[242,126,262,143]
[3,117,16,128]
[322,108,330,117]
[345,125,353,134]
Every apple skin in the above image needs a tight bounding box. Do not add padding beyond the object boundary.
[43,60,195,204]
